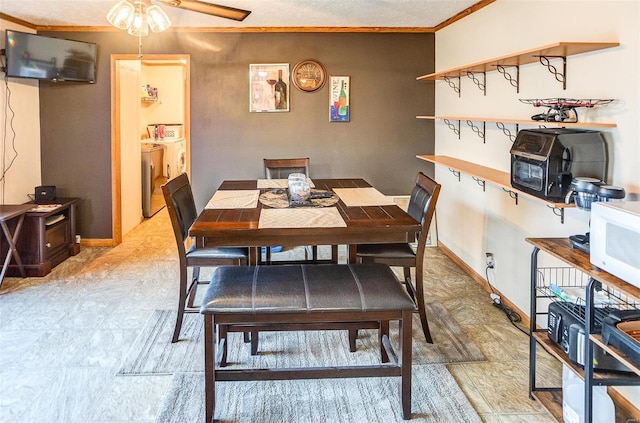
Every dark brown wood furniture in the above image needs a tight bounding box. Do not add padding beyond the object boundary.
[161,173,249,343]
[189,178,421,265]
[1,198,80,277]
[262,157,317,262]
[356,172,441,343]
[201,263,415,422]
[0,204,34,285]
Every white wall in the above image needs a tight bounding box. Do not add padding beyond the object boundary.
[0,20,42,204]
[434,0,639,403]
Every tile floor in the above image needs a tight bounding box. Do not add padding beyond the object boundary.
[0,208,561,422]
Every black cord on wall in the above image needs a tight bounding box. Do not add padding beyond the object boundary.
[1,52,20,204]
[485,265,529,336]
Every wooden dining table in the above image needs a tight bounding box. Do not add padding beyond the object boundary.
[189,178,420,264]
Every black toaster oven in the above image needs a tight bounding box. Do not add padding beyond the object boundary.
[510,128,607,201]
[547,302,631,372]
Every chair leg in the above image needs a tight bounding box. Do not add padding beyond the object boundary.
[379,320,390,363]
[331,245,339,263]
[414,268,433,344]
[187,266,200,308]
[172,265,189,343]
[403,267,416,301]
[219,324,229,367]
[250,329,259,355]
[348,329,358,352]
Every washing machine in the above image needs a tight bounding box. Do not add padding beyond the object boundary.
[144,124,186,180]
[162,138,186,180]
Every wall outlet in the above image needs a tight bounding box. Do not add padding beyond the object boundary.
[486,252,495,269]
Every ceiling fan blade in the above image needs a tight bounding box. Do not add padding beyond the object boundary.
[157,0,251,21]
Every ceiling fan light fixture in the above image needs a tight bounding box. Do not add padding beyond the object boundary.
[106,0,135,29]
[107,0,171,36]
[127,7,150,37]
[146,5,172,32]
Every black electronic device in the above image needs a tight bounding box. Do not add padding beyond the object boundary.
[547,302,632,372]
[34,185,57,204]
[4,30,96,83]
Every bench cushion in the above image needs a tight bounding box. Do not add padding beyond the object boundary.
[200,263,416,314]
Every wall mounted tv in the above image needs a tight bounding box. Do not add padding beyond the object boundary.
[4,30,96,83]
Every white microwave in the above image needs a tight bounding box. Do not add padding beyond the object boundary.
[590,201,640,288]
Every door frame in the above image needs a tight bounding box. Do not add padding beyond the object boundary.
[110,54,191,246]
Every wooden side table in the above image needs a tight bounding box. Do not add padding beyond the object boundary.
[0,204,34,285]
[0,198,80,277]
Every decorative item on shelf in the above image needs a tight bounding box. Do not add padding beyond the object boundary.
[519,98,614,123]
[291,60,326,93]
[141,84,158,102]
[329,76,350,122]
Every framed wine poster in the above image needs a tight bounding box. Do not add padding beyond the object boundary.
[329,76,350,122]
[249,63,289,112]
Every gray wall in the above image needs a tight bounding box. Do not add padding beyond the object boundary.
[39,31,435,239]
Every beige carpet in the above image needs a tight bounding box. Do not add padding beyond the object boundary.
[117,307,485,421]
[118,305,485,375]
[155,366,482,422]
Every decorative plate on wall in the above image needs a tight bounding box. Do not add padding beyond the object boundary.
[292,60,327,93]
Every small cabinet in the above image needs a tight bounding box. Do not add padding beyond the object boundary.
[1,198,80,277]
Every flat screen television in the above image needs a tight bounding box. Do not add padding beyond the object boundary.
[4,30,96,83]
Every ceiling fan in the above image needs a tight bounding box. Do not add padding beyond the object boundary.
[156,0,251,22]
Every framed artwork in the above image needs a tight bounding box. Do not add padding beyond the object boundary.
[249,63,289,112]
[329,76,350,122]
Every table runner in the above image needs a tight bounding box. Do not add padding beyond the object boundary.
[257,179,315,189]
[258,207,346,229]
[204,190,260,209]
[332,187,397,207]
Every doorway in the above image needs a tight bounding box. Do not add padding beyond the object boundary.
[110,54,191,246]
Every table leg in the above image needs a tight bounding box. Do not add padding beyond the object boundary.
[0,214,27,284]
[348,244,357,263]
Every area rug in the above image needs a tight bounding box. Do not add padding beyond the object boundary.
[117,304,485,375]
[154,365,482,423]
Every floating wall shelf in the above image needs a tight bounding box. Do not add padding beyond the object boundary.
[417,42,619,94]
[416,155,574,223]
[416,115,617,142]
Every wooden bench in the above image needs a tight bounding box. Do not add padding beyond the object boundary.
[200,263,416,422]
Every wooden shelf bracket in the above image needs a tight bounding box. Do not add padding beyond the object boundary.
[466,120,486,142]
[536,55,567,89]
[466,71,486,95]
[443,76,461,97]
[448,168,461,181]
[495,64,520,93]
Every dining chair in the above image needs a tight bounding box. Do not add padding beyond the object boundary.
[262,157,324,263]
[355,172,441,343]
[162,173,249,343]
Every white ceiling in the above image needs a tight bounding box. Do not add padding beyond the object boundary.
[1,0,482,29]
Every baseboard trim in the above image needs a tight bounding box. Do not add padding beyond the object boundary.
[436,241,530,328]
[80,239,115,247]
